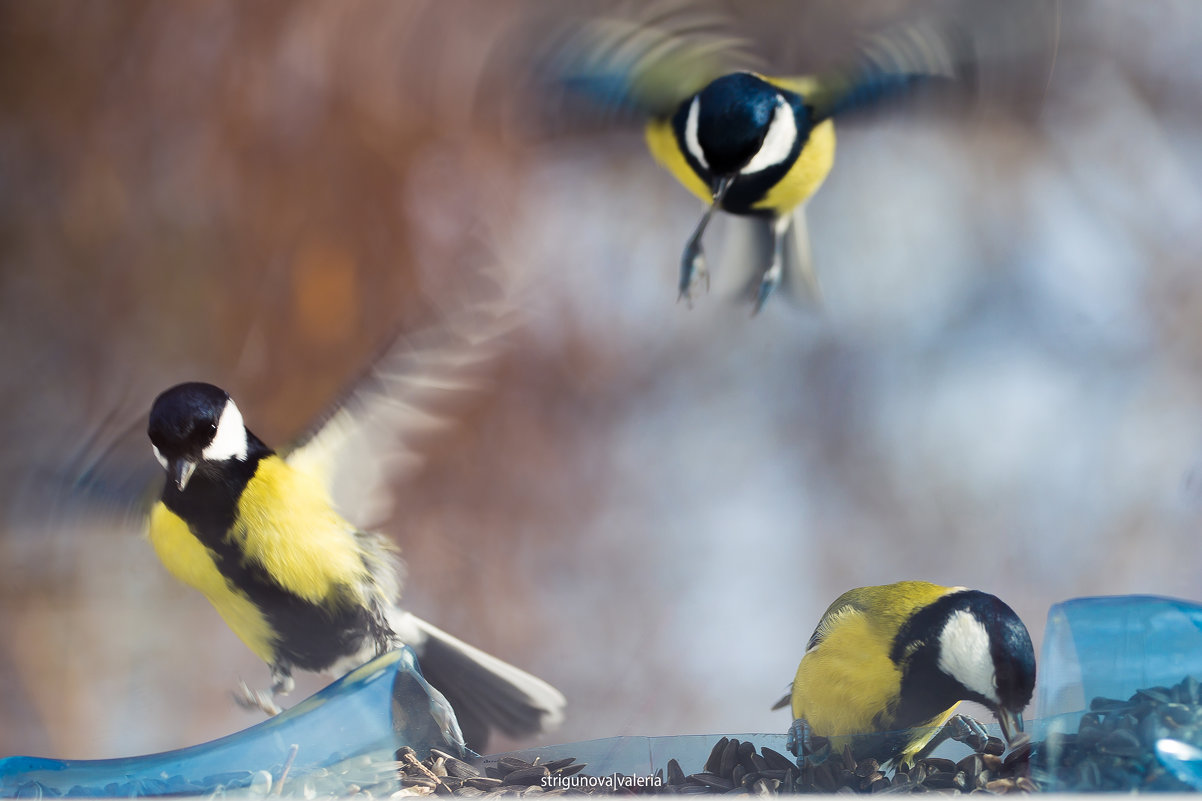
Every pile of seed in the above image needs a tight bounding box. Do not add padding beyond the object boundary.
[1032,675,1202,792]
[661,735,1036,795]
[390,732,1040,797]
[662,738,798,795]
[396,747,589,797]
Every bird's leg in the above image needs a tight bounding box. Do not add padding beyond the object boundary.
[678,178,732,306]
[679,210,715,305]
[233,664,293,716]
[233,680,283,716]
[752,214,791,315]
[787,717,831,766]
[912,714,990,762]
[270,664,296,697]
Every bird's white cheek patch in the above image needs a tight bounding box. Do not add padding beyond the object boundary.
[203,400,249,462]
[684,95,709,170]
[152,445,169,471]
[938,609,999,705]
[742,99,797,175]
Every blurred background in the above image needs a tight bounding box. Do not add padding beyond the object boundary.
[3,0,1202,762]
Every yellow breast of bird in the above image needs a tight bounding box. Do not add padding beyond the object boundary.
[146,455,371,662]
[792,606,902,736]
[753,118,835,213]
[147,502,278,663]
[792,581,962,765]
[229,455,371,606]
[645,116,713,204]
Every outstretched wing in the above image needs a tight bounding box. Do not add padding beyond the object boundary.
[776,2,1060,124]
[44,256,522,536]
[536,1,758,123]
[283,282,520,528]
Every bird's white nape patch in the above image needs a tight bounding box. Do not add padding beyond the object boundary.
[202,399,249,462]
[742,97,797,175]
[152,444,169,471]
[937,608,1000,705]
[684,95,709,170]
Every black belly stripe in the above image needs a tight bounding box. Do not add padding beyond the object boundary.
[161,443,391,674]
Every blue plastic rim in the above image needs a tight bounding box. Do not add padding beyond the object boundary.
[1035,594,1202,791]
[9,595,1202,796]
[1036,594,1202,722]
[0,646,464,798]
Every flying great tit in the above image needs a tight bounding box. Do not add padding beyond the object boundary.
[144,313,565,751]
[541,3,1058,312]
[774,581,1036,768]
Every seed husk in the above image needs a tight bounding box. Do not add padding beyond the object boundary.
[719,738,740,779]
[760,747,794,774]
[687,772,734,791]
[501,767,550,787]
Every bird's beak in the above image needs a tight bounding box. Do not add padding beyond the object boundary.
[712,176,733,205]
[168,457,197,491]
[997,708,1025,743]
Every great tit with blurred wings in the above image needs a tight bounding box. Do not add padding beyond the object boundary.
[543,3,1058,312]
[773,581,1035,768]
[144,314,565,751]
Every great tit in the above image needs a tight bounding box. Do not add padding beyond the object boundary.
[145,376,565,751]
[774,581,1035,768]
[542,4,1058,312]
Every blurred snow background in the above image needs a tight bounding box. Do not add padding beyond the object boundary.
[2,0,1202,762]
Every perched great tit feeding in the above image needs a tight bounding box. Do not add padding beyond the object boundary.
[773,581,1035,768]
[145,373,565,751]
[542,4,1058,312]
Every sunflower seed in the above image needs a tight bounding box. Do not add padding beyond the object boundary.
[687,772,733,791]
[704,738,729,775]
[502,767,550,787]
[719,739,740,778]
[541,758,576,774]
[496,758,533,777]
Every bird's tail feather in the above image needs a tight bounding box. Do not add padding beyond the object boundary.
[391,611,566,751]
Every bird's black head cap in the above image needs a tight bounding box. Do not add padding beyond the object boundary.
[694,72,783,176]
[148,382,230,458]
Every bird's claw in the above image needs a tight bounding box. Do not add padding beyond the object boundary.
[944,714,990,752]
[912,714,991,763]
[753,261,782,315]
[787,718,830,766]
[679,241,709,307]
[234,680,283,716]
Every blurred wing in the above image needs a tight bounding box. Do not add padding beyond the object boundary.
[17,390,164,534]
[33,302,517,536]
[777,1,1060,124]
[284,296,518,528]
[779,19,964,124]
[536,1,757,123]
